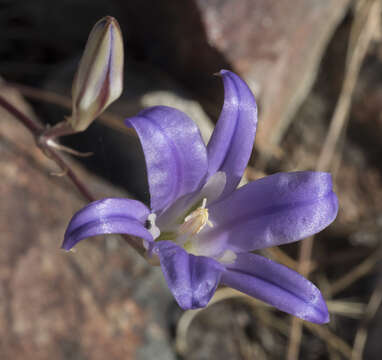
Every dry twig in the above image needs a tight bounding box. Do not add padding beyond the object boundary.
[287,1,380,358]
[330,249,381,296]
[317,0,381,172]
[351,281,382,360]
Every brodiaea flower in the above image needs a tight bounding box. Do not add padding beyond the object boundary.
[63,70,338,324]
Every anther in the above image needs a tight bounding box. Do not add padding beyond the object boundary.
[179,198,213,235]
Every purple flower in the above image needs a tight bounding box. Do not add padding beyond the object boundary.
[63,70,338,324]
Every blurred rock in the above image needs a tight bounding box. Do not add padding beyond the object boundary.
[115,0,232,107]
[196,0,352,150]
[116,0,351,152]
[0,84,175,360]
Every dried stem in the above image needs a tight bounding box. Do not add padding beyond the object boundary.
[305,322,352,359]
[47,149,95,202]
[0,94,95,202]
[41,121,77,140]
[286,1,380,358]
[351,280,382,360]
[317,0,380,172]
[0,94,43,135]
[256,308,353,358]
[330,249,381,296]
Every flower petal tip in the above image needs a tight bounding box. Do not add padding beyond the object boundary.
[60,244,71,252]
[155,241,223,310]
[61,233,75,252]
[176,295,208,310]
[207,69,257,195]
[214,69,231,77]
[304,305,330,325]
[61,243,70,252]
[311,293,330,324]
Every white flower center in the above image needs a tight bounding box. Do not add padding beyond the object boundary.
[147,194,237,265]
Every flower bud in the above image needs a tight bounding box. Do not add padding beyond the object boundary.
[70,16,124,132]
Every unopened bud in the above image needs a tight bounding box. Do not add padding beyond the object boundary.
[70,16,124,132]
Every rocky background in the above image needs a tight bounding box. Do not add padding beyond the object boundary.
[1,0,382,359]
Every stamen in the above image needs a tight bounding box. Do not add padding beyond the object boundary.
[179,198,213,235]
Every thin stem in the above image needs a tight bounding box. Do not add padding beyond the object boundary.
[0,93,146,257]
[42,121,77,140]
[9,82,133,136]
[0,94,95,202]
[48,148,95,202]
[0,94,43,135]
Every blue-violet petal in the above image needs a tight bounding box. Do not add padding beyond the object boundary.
[222,253,329,324]
[154,241,224,309]
[63,198,152,250]
[203,171,338,252]
[126,106,208,213]
[207,70,257,197]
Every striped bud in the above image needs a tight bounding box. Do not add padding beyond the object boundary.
[70,16,124,132]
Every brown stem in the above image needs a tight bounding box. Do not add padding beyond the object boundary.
[0,94,43,135]
[9,82,133,136]
[0,93,146,257]
[47,148,95,202]
[41,121,77,140]
[0,94,95,202]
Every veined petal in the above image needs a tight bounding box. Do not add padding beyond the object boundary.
[154,241,224,309]
[222,253,329,323]
[203,172,338,253]
[63,198,152,250]
[207,70,257,196]
[126,106,208,213]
